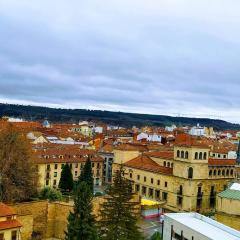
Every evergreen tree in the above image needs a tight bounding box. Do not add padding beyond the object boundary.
[79,156,94,193]
[65,181,98,240]
[98,165,144,240]
[0,124,38,202]
[150,232,162,240]
[59,164,74,193]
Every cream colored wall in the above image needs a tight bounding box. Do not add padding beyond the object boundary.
[113,149,140,164]
[217,196,240,216]
[119,164,231,213]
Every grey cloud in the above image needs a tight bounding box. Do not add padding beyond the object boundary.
[0,0,240,122]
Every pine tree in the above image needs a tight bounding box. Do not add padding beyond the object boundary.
[65,181,98,240]
[98,165,144,240]
[0,124,38,202]
[79,156,94,193]
[59,164,74,193]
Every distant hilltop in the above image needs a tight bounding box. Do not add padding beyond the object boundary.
[0,103,239,130]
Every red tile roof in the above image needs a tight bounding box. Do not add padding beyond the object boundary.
[115,143,148,152]
[124,155,173,175]
[0,203,16,217]
[145,151,174,160]
[0,220,22,230]
[208,158,236,166]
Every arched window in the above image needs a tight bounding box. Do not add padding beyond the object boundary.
[171,163,174,168]
[167,162,170,167]
[199,152,203,160]
[177,150,180,158]
[213,170,216,176]
[230,169,234,175]
[222,169,225,176]
[188,167,193,179]
[195,152,198,160]
[164,161,166,167]
[209,170,212,176]
[179,185,183,195]
[185,151,189,159]
[181,151,184,158]
[203,152,207,160]
[226,169,229,176]
[218,170,221,176]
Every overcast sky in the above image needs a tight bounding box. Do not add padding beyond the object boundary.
[0,0,240,123]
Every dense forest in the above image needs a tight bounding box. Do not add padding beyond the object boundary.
[0,103,239,130]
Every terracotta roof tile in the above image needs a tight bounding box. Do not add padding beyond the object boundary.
[208,158,236,166]
[0,203,16,217]
[145,151,174,160]
[124,155,173,175]
[0,220,22,230]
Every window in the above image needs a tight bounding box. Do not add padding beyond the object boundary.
[97,163,100,168]
[92,163,94,168]
[195,152,198,160]
[130,173,132,178]
[188,167,193,179]
[53,180,57,186]
[144,176,147,182]
[181,151,184,158]
[137,175,140,180]
[149,188,153,197]
[218,170,221,176]
[162,192,168,201]
[222,169,225,176]
[54,172,57,177]
[164,161,166,167]
[203,152,207,160]
[157,180,160,185]
[171,163,174,168]
[218,154,221,158]
[230,169,234,175]
[177,150,180,158]
[223,155,226,159]
[213,170,216,176]
[61,164,64,169]
[75,163,78,168]
[54,164,58,169]
[46,180,49,186]
[167,162,170,167]
[165,181,167,187]
[151,178,154,184]
[226,169,229,176]
[155,190,160,199]
[75,171,78,176]
[135,184,140,192]
[185,151,189,159]
[142,186,146,195]
[11,231,17,240]
[199,152,203,160]
[209,170,212,176]
[47,164,50,170]
[0,234,4,240]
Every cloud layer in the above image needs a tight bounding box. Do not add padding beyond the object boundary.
[0,0,240,122]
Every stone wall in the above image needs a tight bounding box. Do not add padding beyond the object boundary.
[10,196,122,240]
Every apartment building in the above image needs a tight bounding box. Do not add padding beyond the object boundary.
[113,142,236,213]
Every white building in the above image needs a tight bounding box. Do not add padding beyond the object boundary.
[163,212,240,240]
[189,124,205,136]
[137,132,162,142]
[165,125,177,132]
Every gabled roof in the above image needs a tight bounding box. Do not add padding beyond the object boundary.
[218,187,240,200]
[124,154,173,175]
[0,203,16,217]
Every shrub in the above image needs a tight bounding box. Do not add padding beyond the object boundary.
[39,187,62,201]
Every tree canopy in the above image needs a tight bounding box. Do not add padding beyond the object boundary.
[0,124,38,202]
[65,181,98,240]
[79,156,94,193]
[98,165,144,240]
[59,164,74,193]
